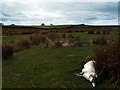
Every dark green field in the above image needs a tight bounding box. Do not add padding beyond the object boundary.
[2,32,116,88]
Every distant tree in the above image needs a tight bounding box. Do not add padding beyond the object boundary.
[50,24,53,26]
[41,23,45,26]
[9,24,15,27]
[81,24,85,26]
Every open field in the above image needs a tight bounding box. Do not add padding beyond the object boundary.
[2,25,119,35]
[2,31,118,41]
[2,34,31,41]
[3,45,111,88]
[2,26,119,88]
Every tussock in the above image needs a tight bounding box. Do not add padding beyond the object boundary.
[94,40,120,88]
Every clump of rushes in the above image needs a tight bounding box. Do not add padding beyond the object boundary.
[60,34,82,47]
[88,30,94,34]
[14,38,31,52]
[30,34,47,45]
[2,41,14,60]
[91,36,107,45]
[46,33,62,48]
[94,40,120,88]
[96,31,101,34]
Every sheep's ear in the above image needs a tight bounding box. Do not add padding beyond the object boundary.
[93,60,95,63]
[75,73,83,77]
[89,76,93,82]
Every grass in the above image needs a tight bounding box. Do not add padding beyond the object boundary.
[66,32,101,41]
[2,31,117,88]
[3,45,110,88]
[59,32,116,41]
[3,31,117,42]
[2,34,31,41]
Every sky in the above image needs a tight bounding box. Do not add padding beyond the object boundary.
[0,0,119,25]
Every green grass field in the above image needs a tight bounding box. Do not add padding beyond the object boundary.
[2,31,117,41]
[3,45,111,88]
[3,32,116,88]
[2,34,31,41]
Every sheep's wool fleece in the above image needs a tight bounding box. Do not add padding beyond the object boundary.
[82,60,96,81]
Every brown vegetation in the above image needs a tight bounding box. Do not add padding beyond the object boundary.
[96,31,101,34]
[60,34,82,47]
[94,40,120,88]
[91,36,108,45]
[2,41,14,59]
[88,30,94,34]
[2,25,116,35]
[2,33,82,59]
[14,38,31,52]
[30,34,47,45]
[30,33,82,48]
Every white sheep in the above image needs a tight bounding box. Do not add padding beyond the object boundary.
[75,60,98,87]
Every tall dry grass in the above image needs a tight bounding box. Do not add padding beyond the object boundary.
[88,30,94,34]
[94,40,120,88]
[60,34,82,47]
[30,33,82,48]
[14,38,31,52]
[91,36,107,45]
[2,41,14,59]
[30,34,47,45]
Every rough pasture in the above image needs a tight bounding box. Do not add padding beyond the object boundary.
[2,28,119,88]
[3,45,111,88]
[2,25,118,35]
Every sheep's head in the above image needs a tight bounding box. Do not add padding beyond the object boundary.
[90,74,98,87]
[92,82,96,87]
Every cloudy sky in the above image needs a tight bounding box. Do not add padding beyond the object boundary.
[0,0,119,25]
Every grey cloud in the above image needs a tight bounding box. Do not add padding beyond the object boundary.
[1,2,118,25]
